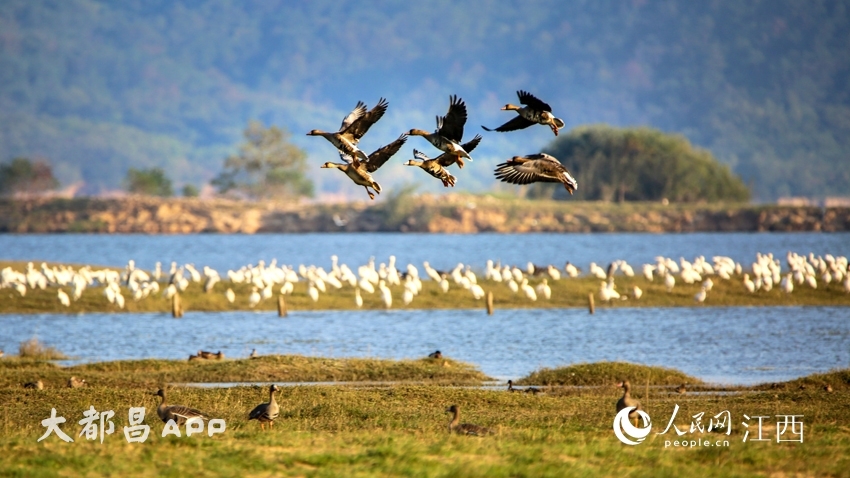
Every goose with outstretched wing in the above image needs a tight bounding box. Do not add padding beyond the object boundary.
[493,153,577,194]
[405,149,457,188]
[321,134,407,200]
[482,90,565,136]
[409,95,473,163]
[308,98,389,161]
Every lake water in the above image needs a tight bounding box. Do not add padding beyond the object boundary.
[1,233,848,385]
[2,306,847,385]
[1,232,849,273]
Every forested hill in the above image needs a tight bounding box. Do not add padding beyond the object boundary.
[1,1,848,200]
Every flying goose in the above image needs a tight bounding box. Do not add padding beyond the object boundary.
[405,150,457,187]
[445,405,493,436]
[482,90,565,136]
[248,384,280,430]
[494,153,577,194]
[153,389,207,425]
[321,135,408,200]
[409,95,472,164]
[616,381,643,426]
[308,98,388,161]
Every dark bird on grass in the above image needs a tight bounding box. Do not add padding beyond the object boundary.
[248,384,280,431]
[676,384,687,395]
[321,134,408,200]
[250,348,258,359]
[494,153,577,194]
[308,98,389,162]
[23,380,44,390]
[428,350,443,359]
[524,386,541,395]
[409,95,473,166]
[153,389,207,425]
[507,380,516,392]
[482,90,565,136]
[824,383,834,393]
[616,381,643,427]
[445,405,494,436]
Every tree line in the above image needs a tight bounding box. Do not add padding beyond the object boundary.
[529,125,750,203]
[3,123,748,203]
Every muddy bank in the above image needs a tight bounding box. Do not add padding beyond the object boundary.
[1,196,848,233]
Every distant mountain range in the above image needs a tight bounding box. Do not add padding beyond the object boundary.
[1,0,848,201]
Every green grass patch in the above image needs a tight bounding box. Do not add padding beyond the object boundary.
[516,361,702,387]
[0,355,490,389]
[0,365,847,476]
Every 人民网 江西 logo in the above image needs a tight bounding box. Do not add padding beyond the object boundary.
[613,407,652,445]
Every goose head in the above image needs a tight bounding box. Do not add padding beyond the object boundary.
[307,129,326,136]
[445,404,459,414]
[407,128,431,136]
[501,104,522,111]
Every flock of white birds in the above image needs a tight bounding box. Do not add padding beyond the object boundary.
[1,251,848,309]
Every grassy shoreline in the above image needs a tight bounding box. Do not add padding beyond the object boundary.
[2,260,849,315]
[1,359,847,476]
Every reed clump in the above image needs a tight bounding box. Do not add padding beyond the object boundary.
[17,337,68,360]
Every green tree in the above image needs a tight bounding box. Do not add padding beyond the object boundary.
[182,184,199,197]
[212,121,313,199]
[529,125,750,203]
[0,157,60,196]
[125,167,173,196]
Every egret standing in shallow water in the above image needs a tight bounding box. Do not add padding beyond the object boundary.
[379,280,392,309]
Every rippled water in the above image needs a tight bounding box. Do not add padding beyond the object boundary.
[1,232,848,272]
[2,306,847,385]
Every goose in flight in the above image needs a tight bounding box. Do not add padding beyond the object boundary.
[308,98,389,161]
[405,135,482,187]
[321,135,407,200]
[408,95,473,164]
[483,90,565,136]
[405,149,457,187]
[494,153,577,194]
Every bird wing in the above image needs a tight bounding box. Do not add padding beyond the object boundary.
[364,134,407,172]
[168,405,206,420]
[461,134,482,154]
[344,98,389,141]
[436,95,467,142]
[517,90,552,112]
[413,149,432,161]
[494,155,564,185]
[481,115,535,133]
[339,101,367,131]
[337,151,354,164]
[248,403,268,420]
